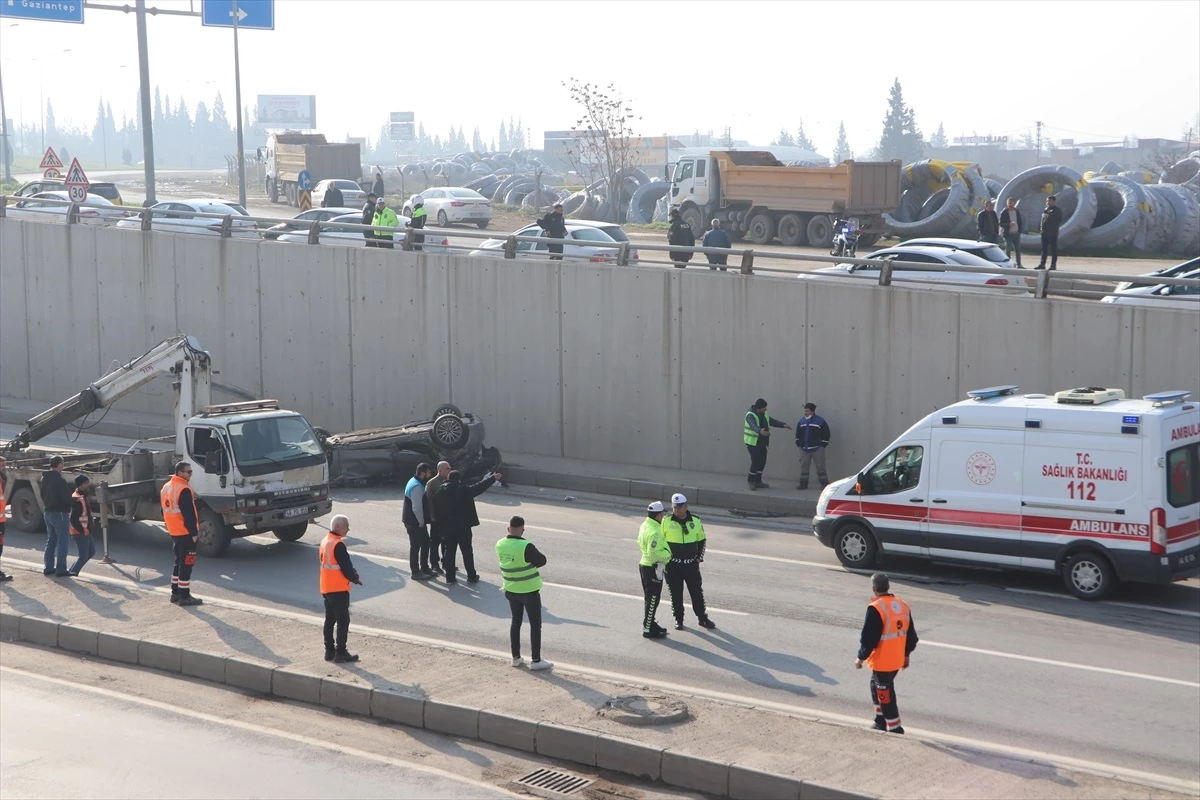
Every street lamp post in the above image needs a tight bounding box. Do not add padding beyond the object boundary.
[231,0,247,209]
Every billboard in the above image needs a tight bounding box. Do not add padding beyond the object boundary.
[390,112,415,142]
[256,95,317,129]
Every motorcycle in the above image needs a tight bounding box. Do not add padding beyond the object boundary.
[830,217,862,258]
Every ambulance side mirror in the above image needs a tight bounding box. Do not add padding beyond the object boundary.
[855,473,866,495]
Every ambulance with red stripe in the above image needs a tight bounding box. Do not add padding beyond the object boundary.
[813,386,1200,600]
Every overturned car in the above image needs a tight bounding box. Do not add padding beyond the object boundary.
[316,403,503,486]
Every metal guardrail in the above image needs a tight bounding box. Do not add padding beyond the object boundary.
[2,194,1197,303]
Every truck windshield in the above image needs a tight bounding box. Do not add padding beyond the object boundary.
[228,416,326,476]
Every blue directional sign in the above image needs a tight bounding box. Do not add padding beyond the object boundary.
[201,0,274,30]
[297,170,312,191]
[0,0,85,24]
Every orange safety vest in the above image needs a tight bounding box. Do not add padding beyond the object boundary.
[160,475,198,538]
[865,595,911,672]
[71,491,90,535]
[319,532,352,594]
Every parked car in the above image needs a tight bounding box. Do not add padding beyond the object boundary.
[11,178,125,205]
[797,246,1022,293]
[217,200,251,216]
[895,237,1015,269]
[263,207,359,240]
[1113,257,1199,293]
[115,200,260,238]
[8,191,129,224]
[312,179,367,209]
[469,221,624,262]
[1101,267,1200,310]
[275,212,449,252]
[403,188,492,228]
[571,219,639,260]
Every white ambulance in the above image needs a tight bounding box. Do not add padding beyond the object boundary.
[813,386,1200,599]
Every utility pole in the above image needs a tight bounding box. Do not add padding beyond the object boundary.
[0,60,10,182]
[231,0,248,210]
[136,0,157,204]
[1034,120,1043,160]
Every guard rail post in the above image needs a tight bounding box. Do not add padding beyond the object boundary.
[66,203,80,225]
[0,198,7,219]
[503,235,517,259]
[401,230,413,251]
[219,214,233,238]
[739,249,755,274]
[617,242,630,266]
[307,221,321,245]
[879,261,894,286]
[1034,269,1050,299]
[140,206,153,232]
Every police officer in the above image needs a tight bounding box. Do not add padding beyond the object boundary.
[372,197,398,248]
[320,514,362,663]
[744,398,790,489]
[855,572,919,734]
[638,501,671,639]
[160,460,203,606]
[661,493,715,631]
[497,516,553,671]
[403,462,434,579]
[406,195,427,251]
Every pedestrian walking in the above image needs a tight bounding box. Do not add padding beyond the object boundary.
[1037,194,1063,271]
[795,402,832,490]
[68,476,97,576]
[320,513,362,663]
[372,197,398,249]
[425,461,451,575]
[999,197,1024,267]
[40,455,72,577]
[322,182,344,209]
[497,515,553,670]
[638,501,671,638]
[0,455,11,582]
[744,398,791,490]
[403,463,434,580]
[701,218,732,270]
[160,460,203,606]
[432,469,501,583]
[856,572,919,734]
[362,193,379,247]
[371,171,385,199]
[977,199,1000,245]
[661,494,715,631]
[535,203,568,260]
[668,209,695,268]
[406,195,427,251]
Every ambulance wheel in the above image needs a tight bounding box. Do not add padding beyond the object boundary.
[1062,552,1115,600]
[834,523,878,568]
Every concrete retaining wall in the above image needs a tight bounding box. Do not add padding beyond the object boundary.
[2,219,1197,482]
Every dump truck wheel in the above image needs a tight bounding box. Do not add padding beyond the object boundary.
[777,213,807,247]
[807,215,834,249]
[747,213,777,245]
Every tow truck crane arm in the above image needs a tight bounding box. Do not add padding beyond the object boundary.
[3,335,212,453]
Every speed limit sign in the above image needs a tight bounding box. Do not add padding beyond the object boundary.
[68,185,87,203]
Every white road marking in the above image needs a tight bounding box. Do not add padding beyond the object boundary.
[479,518,580,535]
[0,666,524,798]
[1005,587,1200,619]
[5,562,1196,798]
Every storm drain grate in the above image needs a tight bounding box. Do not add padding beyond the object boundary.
[514,768,594,795]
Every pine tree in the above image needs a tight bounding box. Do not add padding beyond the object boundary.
[773,128,795,146]
[45,99,57,143]
[498,120,508,151]
[795,119,815,151]
[153,87,163,130]
[876,78,924,163]
[472,126,483,152]
[929,122,948,148]
[832,121,852,162]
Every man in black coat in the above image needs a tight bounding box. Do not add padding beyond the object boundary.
[431,469,503,584]
[362,193,378,247]
[1037,195,1063,271]
[998,197,1024,267]
[535,203,568,260]
[667,209,695,268]
[322,183,344,209]
[977,199,1000,245]
[371,171,385,199]
[41,456,73,577]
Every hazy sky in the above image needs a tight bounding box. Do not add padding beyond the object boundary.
[2,0,1197,157]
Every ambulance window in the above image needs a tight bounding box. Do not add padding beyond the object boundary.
[862,445,925,495]
[1167,444,1198,508]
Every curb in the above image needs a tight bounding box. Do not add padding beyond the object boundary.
[1,610,873,800]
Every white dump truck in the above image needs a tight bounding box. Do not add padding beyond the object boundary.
[2,335,332,557]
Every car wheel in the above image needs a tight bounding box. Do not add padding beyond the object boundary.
[476,220,489,229]
[1062,552,1116,600]
[833,523,878,568]
[272,523,307,543]
[431,413,469,450]
[437,210,449,226]
[197,506,233,558]
[432,403,463,420]
[9,486,44,533]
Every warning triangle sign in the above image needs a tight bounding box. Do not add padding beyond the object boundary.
[39,147,64,170]
[64,158,89,187]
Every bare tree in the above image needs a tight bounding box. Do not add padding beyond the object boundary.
[562,79,642,221]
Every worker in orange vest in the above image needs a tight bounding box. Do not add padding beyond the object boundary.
[0,455,10,582]
[855,572,919,734]
[320,514,362,663]
[160,460,203,606]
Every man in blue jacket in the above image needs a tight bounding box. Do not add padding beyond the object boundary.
[795,402,832,490]
[701,219,732,270]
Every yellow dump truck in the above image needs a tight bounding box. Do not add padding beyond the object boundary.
[669,150,902,247]
[264,133,361,206]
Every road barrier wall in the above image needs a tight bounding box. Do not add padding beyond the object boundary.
[2,218,1197,482]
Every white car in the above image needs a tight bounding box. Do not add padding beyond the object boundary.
[276,212,449,252]
[404,188,492,229]
[797,246,1022,293]
[469,221,623,262]
[263,207,360,240]
[1113,257,1199,293]
[8,191,129,224]
[116,200,260,238]
[1102,267,1200,310]
[896,237,1016,269]
[312,179,367,209]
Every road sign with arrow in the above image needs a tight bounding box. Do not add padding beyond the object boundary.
[200,0,274,29]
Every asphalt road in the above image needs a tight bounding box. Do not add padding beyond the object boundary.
[3,427,1198,787]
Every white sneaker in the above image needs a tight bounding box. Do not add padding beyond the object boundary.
[530,659,554,671]
[511,657,525,668]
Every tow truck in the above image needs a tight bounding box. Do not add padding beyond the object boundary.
[1,335,332,557]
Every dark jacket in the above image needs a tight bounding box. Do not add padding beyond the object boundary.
[795,414,831,452]
[668,218,695,263]
[322,186,344,209]
[701,227,732,264]
[746,408,787,448]
[857,594,920,661]
[40,470,72,513]
[535,211,567,239]
[402,477,430,528]
[431,475,496,537]
[331,538,360,584]
[977,209,999,239]
[178,486,200,537]
[1040,205,1064,237]
[70,493,96,535]
[371,176,385,198]
[998,207,1024,237]
[361,203,376,239]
